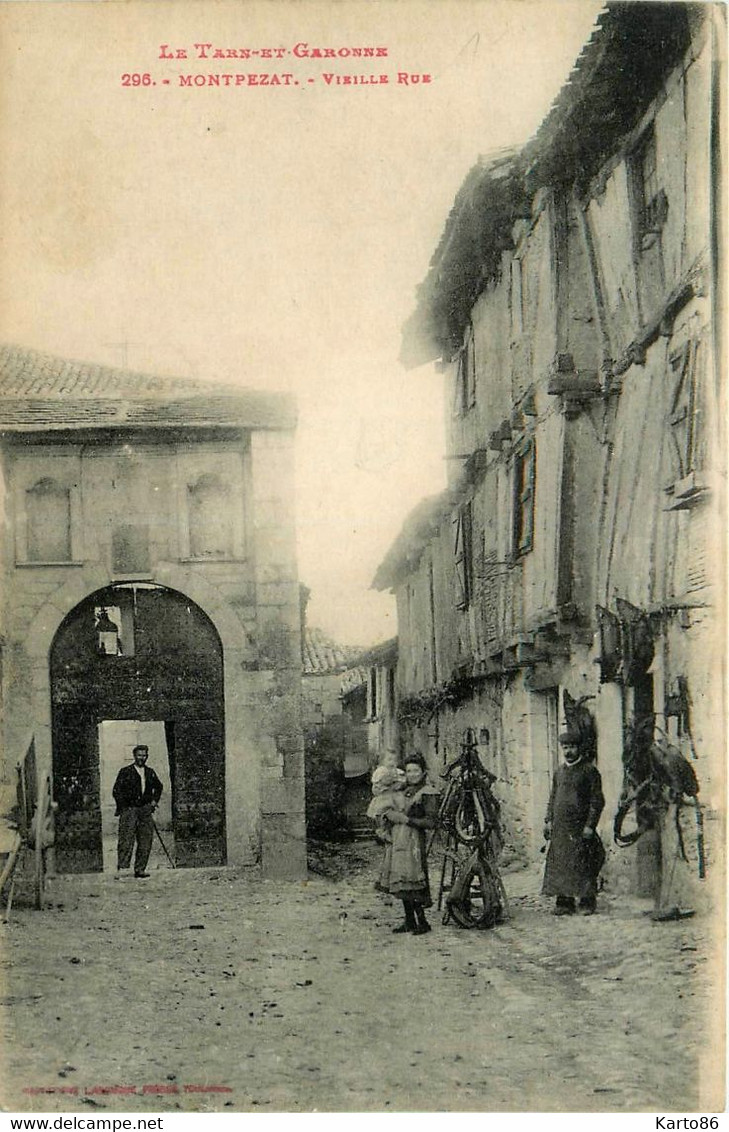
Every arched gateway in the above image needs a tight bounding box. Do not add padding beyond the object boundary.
[0,345,306,878]
[50,584,225,873]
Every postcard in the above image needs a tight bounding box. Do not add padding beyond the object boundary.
[0,0,724,1120]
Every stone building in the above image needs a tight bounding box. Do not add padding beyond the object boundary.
[334,638,398,828]
[375,3,722,900]
[352,638,399,766]
[0,345,306,878]
[299,628,399,834]
[301,624,359,730]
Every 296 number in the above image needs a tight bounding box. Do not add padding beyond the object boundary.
[121,74,153,86]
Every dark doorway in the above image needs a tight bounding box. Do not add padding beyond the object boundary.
[50,584,226,872]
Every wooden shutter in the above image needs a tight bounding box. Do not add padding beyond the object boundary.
[465,331,476,409]
[512,440,536,556]
[454,504,473,610]
[669,342,695,478]
[523,441,536,552]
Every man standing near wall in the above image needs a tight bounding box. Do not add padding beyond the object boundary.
[113,745,163,879]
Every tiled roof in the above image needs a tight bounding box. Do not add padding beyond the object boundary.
[303,626,362,675]
[0,344,296,431]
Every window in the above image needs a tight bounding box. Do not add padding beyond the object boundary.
[187,474,233,558]
[26,478,71,562]
[669,340,703,479]
[454,501,474,610]
[512,440,536,557]
[633,126,668,248]
[453,328,476,416]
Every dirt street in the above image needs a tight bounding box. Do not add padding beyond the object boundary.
[0,843,719,1114]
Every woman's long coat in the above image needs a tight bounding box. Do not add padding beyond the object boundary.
[380,784,439,907]
[542,761,605,899]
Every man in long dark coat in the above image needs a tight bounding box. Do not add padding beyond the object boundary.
[113,744,163,878]
[542,728,605,915]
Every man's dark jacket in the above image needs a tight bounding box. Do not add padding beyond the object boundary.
[113,764,163,815]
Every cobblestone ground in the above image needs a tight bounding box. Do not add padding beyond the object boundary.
[0,843,721,1114]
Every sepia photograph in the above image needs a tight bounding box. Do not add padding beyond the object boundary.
[0,0,724,1118]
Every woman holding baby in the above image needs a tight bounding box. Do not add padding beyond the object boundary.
[367,752,440,935]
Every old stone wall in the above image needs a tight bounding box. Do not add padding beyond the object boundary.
[1,428,305,878]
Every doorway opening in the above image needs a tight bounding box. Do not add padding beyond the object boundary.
[98,720,174,873]
[51,583,226,873]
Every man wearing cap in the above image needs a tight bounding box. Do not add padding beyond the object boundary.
[542,726,605,915]
[112,745,163,879]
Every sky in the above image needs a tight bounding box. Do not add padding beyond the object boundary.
[0,0,604,646]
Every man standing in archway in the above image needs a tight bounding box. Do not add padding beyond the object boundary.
[113,745,164,878]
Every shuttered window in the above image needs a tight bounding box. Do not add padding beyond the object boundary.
[452,328,476,416]
[512,440,536,557]
[632,124,668,247]
[453,501,474,610]
[669,340,703,478]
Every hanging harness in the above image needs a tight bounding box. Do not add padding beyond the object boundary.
[614,732,701,871]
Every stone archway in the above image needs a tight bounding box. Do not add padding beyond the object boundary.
[49,583,225,873]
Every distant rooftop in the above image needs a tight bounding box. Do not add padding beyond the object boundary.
[303,626,363,676]
[0,344,296,432]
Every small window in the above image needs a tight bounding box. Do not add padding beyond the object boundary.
[454,501,474,610]
[187,474,233,558]
[669,340,703,478]
[512,440,536,557]
[26,478,71,562]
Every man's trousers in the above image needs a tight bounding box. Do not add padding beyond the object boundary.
[117,804,154,872]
